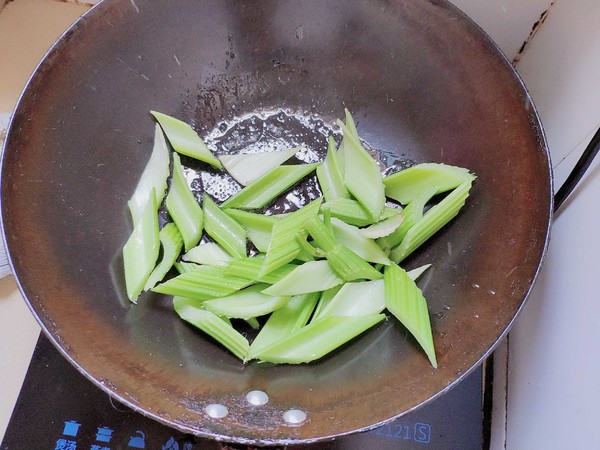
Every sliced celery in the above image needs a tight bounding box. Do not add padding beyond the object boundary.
[359,211,404,239]
[330,218,391,265]
[166,153,204,252]
[224,209,277,253]
[203,284,290,320]
[407,263,432,281]
[143,223,183,291]
[151,111,222,169]
[123,190,160,302]
[390,180,473,263]
[219,147,300,186]
[221,163,320,210]
[252,314,385,364]
[260,198,322,277]
[261,260,344,296]
[337,118,385,221]
[384,264,437,368]
[223,256,297,284]
[377,185,439,252]
[383,163,475,205]
[245,317,260,329]
[311,285,343,322]
[248,292,320,358]
[317,280,385,319]
[152,264,252,299]
[203,194,247,259]
[316,136,350,202]
[337,108,360,165]
[174,261,200,274]
[128,124,170,225]
[305,216,383,281]
[182,242,233,266]
[321,198,398,227]
[173,297,249,360]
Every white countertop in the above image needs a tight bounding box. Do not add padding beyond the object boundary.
[1,1,599,448]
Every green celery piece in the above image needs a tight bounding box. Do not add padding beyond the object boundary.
[249,292,320,358]
[174,261,200,274]
[252,314,385,364]
[311,285,343,322]
[330,218,391,265]
[128,124,170,225]
[203,284,290,320]
[245,317,260,329]
[316,136,350,202]
[337,108,360,165]
[151,111,222,169]
[203,194,247,259]
[305,216,383,281]
[390,180,473,263]
[359,211,404,239]
[223,256,297,284]
[224,209,277,253]
[383,163,475,205]
[219,146,301,186]
[384,264,437,368]
[152,264,252,299]
[317,280,385,319]
[123,190,160,302]
[260,198,322,277]
[407,263,432,281]
[143,223,184,291]
[261,260,344,296]
[377,185,439,252]
[173,297,249,360]
[166,153,204,252]
[221,163,320,209]
[337,118,385,221]
[182,242,233,266]
[321,198,398,227]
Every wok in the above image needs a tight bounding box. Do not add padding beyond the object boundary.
[1,0,552,445]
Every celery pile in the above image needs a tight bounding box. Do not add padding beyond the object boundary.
[122,109,476,367]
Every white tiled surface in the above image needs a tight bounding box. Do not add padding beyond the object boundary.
[1,0,599,448]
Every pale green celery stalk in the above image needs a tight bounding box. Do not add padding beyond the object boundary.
[377,185,439,252]
[337,119,385,221]
[248,292,319,358]
[321,198,398,227]
[337,108,360,165]
[305,217,382,281]
[223,256,297,285]
[203,284,290,320]
[262,260,344,296]
[407,263,432,281]
[128,124,170,225]
[330,218,391,265]
[384,264,437,368]
[221,163,320,210]
[151,111,222,169]
[143,223,183,291]
[317,280,385,319]
[152,265,252,299]
[123,191,160,302]
[383,163,475,204]
[166,153,204,252]
[260,198,322,277]
[219,146,301,186]
[359,211,404,239]
[311,285,343,322]
[252,314,385,364]
[245,317,260,329]
[224,209,277,253]
[182,242,233,266]
[173,297,249,360]
[174,261,200,274]
[203,194,247,259]
[316,136,350,202]
[390,180,473,263]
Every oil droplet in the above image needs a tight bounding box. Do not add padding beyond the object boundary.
[472,283,480,289]
[488,290,496,295]
[205,403,228,419]
[283,409,307,425]
[246,390,269,406]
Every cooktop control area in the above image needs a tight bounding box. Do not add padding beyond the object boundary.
[1,335,484,450]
